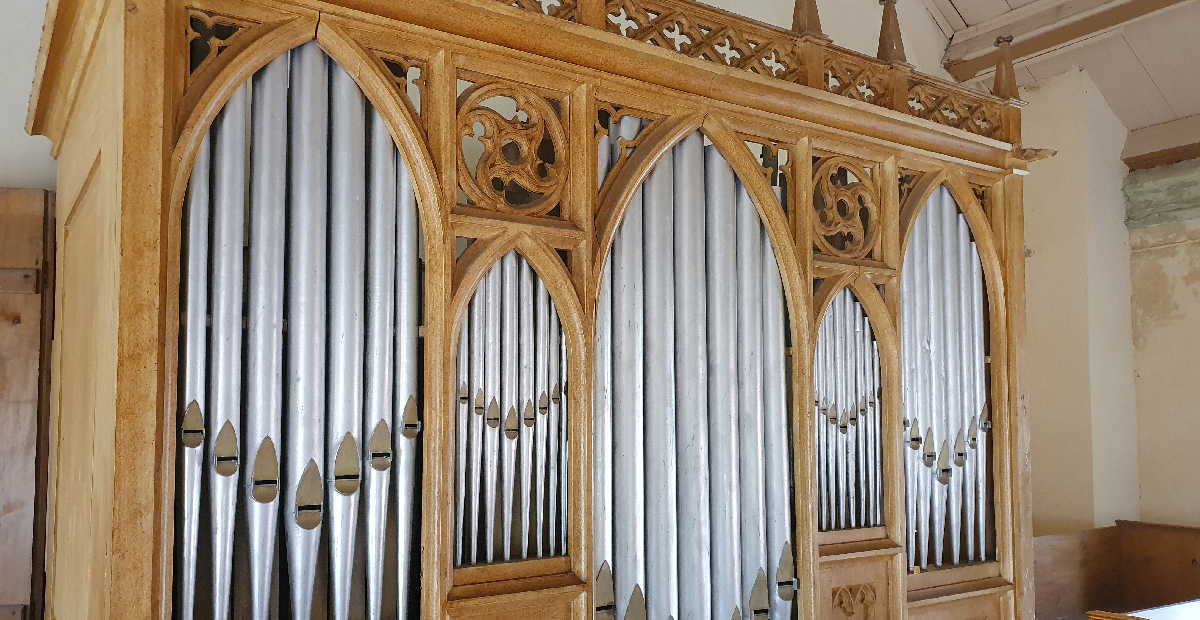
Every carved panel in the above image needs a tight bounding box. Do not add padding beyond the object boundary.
[899,169,923,207]
[832,584,877,619]
[495,0,579,21]
[186,8,254,77]
[374,52,427,128]
[604,0,807,83]
[457,80,569,216]
[813,156,879,259]
[907,81,1003,140]
[596,103,663,194]
[824,51,889,105]
[970,183,989,209]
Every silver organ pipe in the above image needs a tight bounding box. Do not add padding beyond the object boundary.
[454,253,570,565]
[174,42,424,618]
[327,62,367,620]
[208,80,247,620]
[178,132,209,620]
[594,132,795,620]
[245,53,287,620]
[814,288,884,533]
[558,326,570,555]
[901,185,990,571]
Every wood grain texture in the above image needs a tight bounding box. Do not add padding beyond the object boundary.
[1118,521,1200,612]
[1033,527,1123,620]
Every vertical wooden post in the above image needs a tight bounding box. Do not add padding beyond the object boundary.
[993,36,1019,101]
[877,0,906,64]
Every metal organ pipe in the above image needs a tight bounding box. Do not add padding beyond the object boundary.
[762,223,792,619]
[900,185,990,571]
[175,43,425,619]
[244,53,287,620]
[501,251,519,561]
[519,258,536,558]
[535,277,550,558]
[548,301,563,556]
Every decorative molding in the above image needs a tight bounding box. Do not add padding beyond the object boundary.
[907,80,1003,139]
[824,50,889,105]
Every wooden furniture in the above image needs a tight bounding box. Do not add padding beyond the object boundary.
[26,0,1044,618]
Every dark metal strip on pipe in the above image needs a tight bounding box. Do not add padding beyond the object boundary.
[761,220,792,620]
[547,301,562,556]
[244,53,288,620]
[643,138,679,618]
[535,278,550,558]
[594,257,614,577]
[365,105,399,618]
[735,178,767,615]
[327,62,368,620]
[394,151,421,614]
[178,131,210,620]
[673,131,712,620]
[284,41,328,616]
[455,324,468,566]
[208,81,247,620]
[704,144,742,620]
[501,251,519,561]
[957,217,976,562]
[519,258,536,559]
[613,174,646,619]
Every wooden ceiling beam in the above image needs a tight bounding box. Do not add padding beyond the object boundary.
[942,0,1197,82]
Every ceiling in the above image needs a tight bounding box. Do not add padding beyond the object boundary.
[927,0,1200,162]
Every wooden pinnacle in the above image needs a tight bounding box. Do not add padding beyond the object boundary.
[993,35,1019,100]
[877,0,907,64]
[792,0,825,39]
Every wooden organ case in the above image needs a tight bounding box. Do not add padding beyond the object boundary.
[26,0,1045,619]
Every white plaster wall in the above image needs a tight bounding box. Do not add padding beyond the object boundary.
[699,0,952,80]
[1021,69,1139,535]
[1128,212,1200,527]
[0,0,54,190]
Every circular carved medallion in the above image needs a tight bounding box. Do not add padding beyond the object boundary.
[813,157,879,259]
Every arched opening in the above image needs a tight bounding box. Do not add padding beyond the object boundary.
[593,128,796,620]
[175,41,425,620]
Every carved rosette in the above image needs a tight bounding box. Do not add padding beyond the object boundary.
[813,157,879,259]
[604,0,806,83]
[907,82,1003,139]
[833,584,877,619]
[186,9,253,77]
[824,53,889,104]
[457,81,568,216]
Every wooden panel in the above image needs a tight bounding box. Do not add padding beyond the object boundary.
[0,189,46,606]
[1033,527,1123,620]
[909,587,1005,620]
[819,554,894,620]
[446,586,584,620]
[1119,521,1200,611]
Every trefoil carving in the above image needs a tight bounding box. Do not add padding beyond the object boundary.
[186,9,251,75]
[813,156,879,259]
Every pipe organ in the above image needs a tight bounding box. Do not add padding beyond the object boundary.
[30,0,1044,618]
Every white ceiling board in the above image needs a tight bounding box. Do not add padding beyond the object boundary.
[0,0,54,190]
[948,0,1015,26]
[1121,1,1200,118]
[1064,34,1176,129]
[931,0,972,30]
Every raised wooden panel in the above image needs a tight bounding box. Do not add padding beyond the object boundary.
[820,552,896,620]
[446,585,585,620]
[909,588,1005,620]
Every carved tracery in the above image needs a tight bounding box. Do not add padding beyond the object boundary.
[457,80,569,216]
[833,584,878,619]
[813,156,879,259]
[824,52,889,105]
[907,82,1003,140]
[186,9,252,76]
[497,0,579,21]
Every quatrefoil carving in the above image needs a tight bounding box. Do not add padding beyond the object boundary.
[457,81,568,215]
[813,157,879,259]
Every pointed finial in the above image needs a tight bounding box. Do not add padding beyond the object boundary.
[792,0,825,38]
[993,35,1019,100]
[877,0,907,64]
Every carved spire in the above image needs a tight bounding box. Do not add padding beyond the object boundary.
[877,0,907,64]
[792,0,825,39]
[993,35,1019,100]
